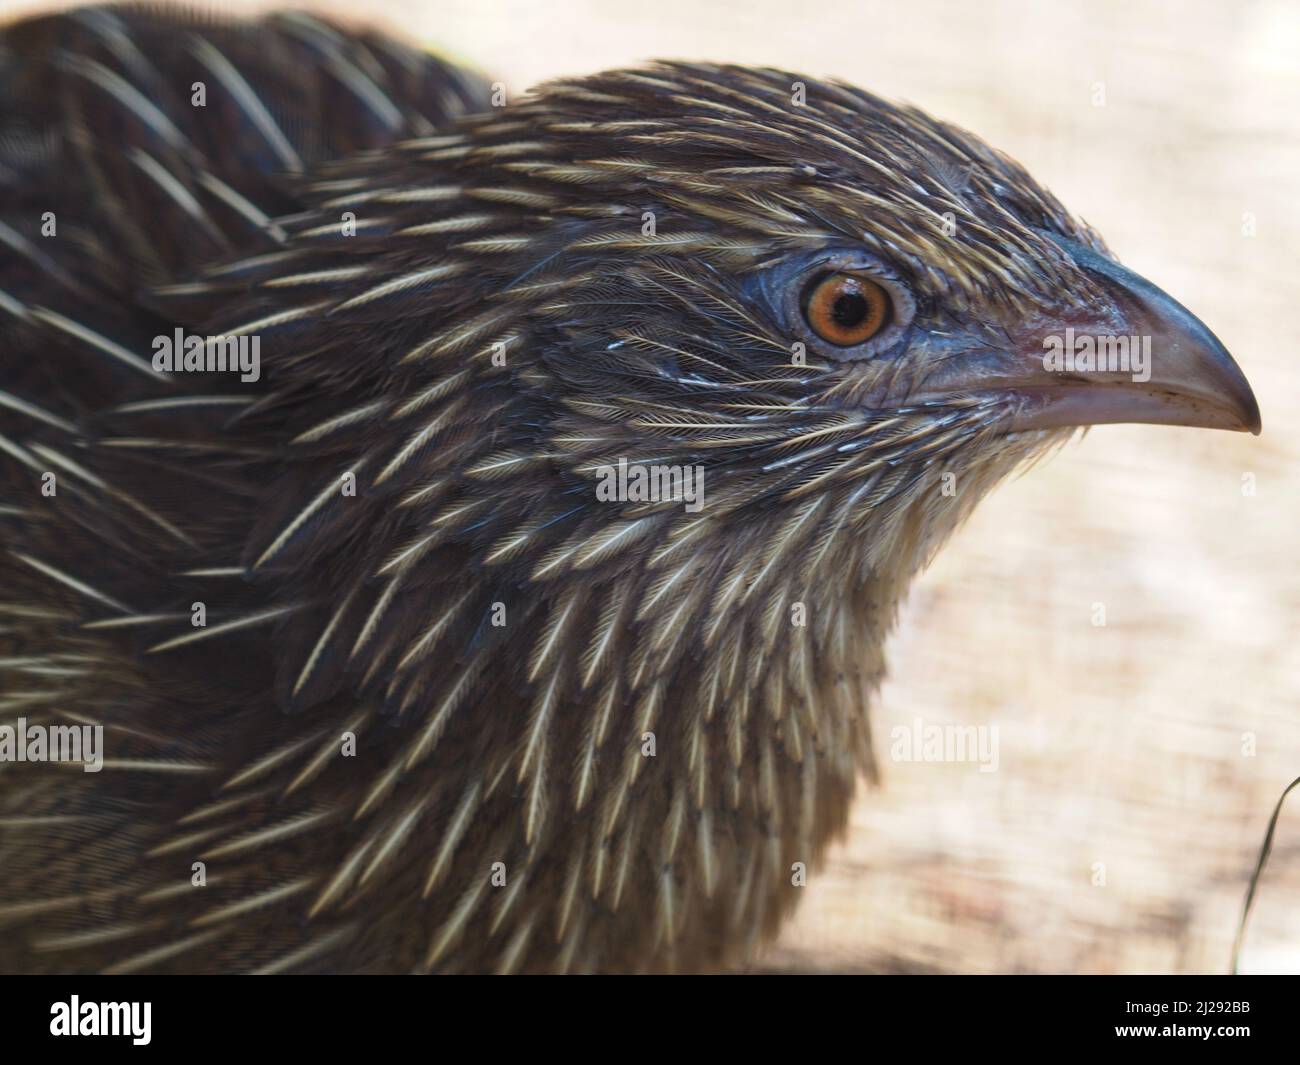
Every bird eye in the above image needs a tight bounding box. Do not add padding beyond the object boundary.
[802,272,891,347]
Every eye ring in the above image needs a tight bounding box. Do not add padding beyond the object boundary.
[802,272,891,347]
[761,250,917,362]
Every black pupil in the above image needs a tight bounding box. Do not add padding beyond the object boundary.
[831,288,869,328]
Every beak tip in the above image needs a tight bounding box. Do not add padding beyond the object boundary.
[1227,374,1261,435]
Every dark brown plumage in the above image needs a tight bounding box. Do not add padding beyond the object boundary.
[0,6,1259,973]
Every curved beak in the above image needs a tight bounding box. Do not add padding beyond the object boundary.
[913,235,1262,436]
[1010,235,1261,435]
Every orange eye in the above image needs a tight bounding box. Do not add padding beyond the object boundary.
[802,272,891,347]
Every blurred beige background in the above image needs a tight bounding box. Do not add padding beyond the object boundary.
[8,0,1299,972]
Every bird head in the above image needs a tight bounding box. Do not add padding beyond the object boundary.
[220,63,1259,813]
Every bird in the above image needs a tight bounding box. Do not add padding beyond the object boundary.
[0,5,1261,974]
